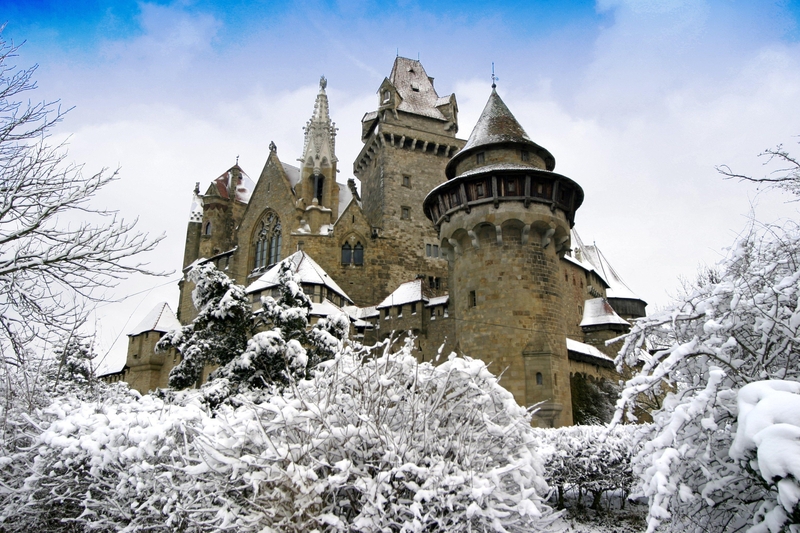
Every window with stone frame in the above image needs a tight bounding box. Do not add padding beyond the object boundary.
[469,290,477,308]
[402,175,411,188]
[204,221,212,236]
[401,206,410,220]
[341,242,352,265]
[476,152,485,164]
[253,212,282,272]
[353,242,364,265]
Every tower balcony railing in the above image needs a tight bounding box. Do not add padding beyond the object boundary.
[424,168,583,229]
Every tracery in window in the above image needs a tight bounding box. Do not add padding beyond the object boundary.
[253,212,282,271]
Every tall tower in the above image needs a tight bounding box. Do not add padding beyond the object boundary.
[354,57,465,301]
[423,87,584,427]
[296,76,340,233]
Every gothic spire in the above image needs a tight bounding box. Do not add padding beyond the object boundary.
[300,76,338,173]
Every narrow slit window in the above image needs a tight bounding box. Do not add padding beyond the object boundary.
[476,152,485,164]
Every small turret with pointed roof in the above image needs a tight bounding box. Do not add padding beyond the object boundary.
[297,76,340,225]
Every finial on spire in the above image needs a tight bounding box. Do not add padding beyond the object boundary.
[491,62,498,89]
[320,75,327,90]
[269,141,277,153]
[235,155,239,165]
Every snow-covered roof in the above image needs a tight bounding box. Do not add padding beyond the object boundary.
[128,302,181,337]
[310,300,344,318]
[245,251,352,304]
[566,338,615,365]
[212,165,255,204]
[376,279,425,309]
[337,181,353,217]
[572,229,644,303]
[425,295,449,307]
[456,162,548,179]
[342,305,379,320]
[282,163,301,188]
[580,298,630,328]
[388,57,448,121]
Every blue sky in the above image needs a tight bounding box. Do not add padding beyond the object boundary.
[3,0,800,371]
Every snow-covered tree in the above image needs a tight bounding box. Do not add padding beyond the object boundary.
[614,217,800,532]
[157,262,253,389]
[213,261,349,392]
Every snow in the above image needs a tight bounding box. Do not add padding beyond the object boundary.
[425,295,449,307]
[127,302,181,336]
[245,250,352,303]
[389,57,449,121]
[376,279,424,309]
[580,298,630,328]
[281,163,301,188]
[566,338,615,364]
[572,230,643,303]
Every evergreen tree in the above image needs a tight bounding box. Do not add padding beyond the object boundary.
[156,263,252,389]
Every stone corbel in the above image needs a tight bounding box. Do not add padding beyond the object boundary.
[521,224,531,245]
[448,238,462,256]
[555,235,571,257]
[541,225,556,249]
[467,230,479,249]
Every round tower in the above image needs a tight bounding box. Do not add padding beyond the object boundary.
[423,87,584,427]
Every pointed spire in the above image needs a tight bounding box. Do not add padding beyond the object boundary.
[446,88,555,178]
[301,76,338,171]
[462,88,532,153]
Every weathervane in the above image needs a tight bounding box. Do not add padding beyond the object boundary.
[491,62,499,89]
[236,155,239,165]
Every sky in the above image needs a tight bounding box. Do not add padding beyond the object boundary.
[3,0,800,373]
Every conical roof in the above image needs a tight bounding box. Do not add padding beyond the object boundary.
[446,88,555,179]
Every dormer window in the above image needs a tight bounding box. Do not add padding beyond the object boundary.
[411,82,420,92]
[382,90,391,103]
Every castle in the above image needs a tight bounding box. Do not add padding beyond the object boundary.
[113,58,646,427]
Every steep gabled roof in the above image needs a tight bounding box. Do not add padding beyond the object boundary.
[580,298,630,328]
[387,57,448,121]
[245,251,352,304]
[572,229,645,303]
[128,302,181,337]
[208,164,256,203]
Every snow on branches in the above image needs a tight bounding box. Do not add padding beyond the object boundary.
[614,220,800,532]
[0,34,163,368]
[0,341,557,532]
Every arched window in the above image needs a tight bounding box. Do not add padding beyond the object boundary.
[536,372,543,386]
[253,212,282,271]
[341,243,352,265]
[353,242,363,266]
[314,174,324,203]
[204,221,212,235]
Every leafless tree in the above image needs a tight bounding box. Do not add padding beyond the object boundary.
[718,142,800,198]
[0,33,164,409]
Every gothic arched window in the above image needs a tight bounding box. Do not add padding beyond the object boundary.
[314,174,324,203]
[204,221,212,235]
[353,242,364,266]
[341,243,352,265]
[253,212,282,272]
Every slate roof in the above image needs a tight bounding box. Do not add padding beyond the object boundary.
[447,89,555,178]
[388,57,447,121]
[572,230,644,303]
[128,302,181,337]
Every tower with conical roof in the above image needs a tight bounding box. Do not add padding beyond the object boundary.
[424,87,584,427]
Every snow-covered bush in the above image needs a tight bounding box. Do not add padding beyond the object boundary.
[533,424,640,510]
[0,340,557,532]
[614,220,800,532]
[730,380,800,531]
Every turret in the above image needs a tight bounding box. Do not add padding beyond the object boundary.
[423,87,584,427]
[296,76,340,232]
